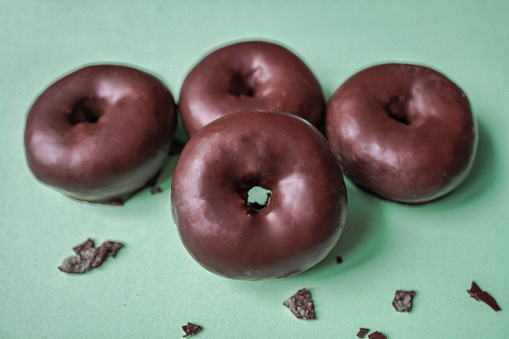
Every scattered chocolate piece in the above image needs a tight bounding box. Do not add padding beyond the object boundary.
[58,239,124,274]
[283,288,316,319]
[357,328,370,338]
[336,256,343,264]
[467,281,501,311]
[368,331,387,339]
[182,322,202,337]
[150,185,163,195]
[392,290,416,312]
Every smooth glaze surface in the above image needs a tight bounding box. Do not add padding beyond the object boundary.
[24,65,177,203]
[326,64,477,203]
[179,41,325,136]
[172,111,347,280]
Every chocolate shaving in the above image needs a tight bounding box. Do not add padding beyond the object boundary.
[357,328,370,338]
[150,185,163,195]
[392,290,416,312]
[58,239,124,274]
[182,322,202,337]
[283,288,316,319]
[368,331,387,339]
[336,256,343,264]
[467,281,501,311]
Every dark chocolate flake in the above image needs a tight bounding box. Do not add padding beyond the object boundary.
[357,328,370,338]
[58,239,124,274]
[368,331,387,339]
[467,281,501,311]
[336,256,343,264]
[182,322,202,337]
[283,288,316,320]
[392,290,416,312]
[150,185,163,195]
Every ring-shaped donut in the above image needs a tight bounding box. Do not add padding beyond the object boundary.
[171,110,347,280]
[179,41,325,136]
[24,64,176,204]
[326,63,477,203]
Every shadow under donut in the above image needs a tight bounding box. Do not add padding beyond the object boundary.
[296,180,387,280]
[418,114,499,211]
[154,111,189,186]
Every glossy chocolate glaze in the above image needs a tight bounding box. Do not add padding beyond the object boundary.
[171,111,347,280]
[179,41,325,136]
[326,63,477,203]
[24,65,176,204]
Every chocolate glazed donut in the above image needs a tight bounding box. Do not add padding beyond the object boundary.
[24,65,177,204]
[179,41,325,136]
[171,111,347,280]
[326,63,477,203]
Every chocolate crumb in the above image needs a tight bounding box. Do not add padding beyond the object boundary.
[368,331,387,339]
[283,288,316,319]
[58,239,124,274]
[357,328,370,338]
[150,185,163,195]
[392,290,416,312]
[182,322,202,337]
[336,256,343,264]
[467,281,501,311]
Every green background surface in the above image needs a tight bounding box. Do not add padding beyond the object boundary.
[1,1,508,338]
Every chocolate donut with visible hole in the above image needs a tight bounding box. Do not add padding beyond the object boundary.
[24,64,176,205]
[326,63,477,203]
[179,41,325,136]
[171,110,347,280]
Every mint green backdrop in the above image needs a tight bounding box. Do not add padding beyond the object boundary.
[1,1,507,338]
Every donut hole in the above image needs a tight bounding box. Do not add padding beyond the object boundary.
[229,72,255,97]
[384,95,409,125]
[69,98,104,125]
[246,185,271,212]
